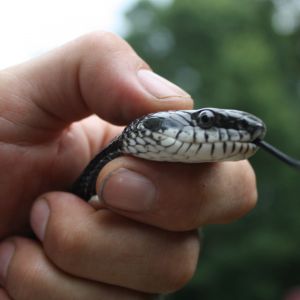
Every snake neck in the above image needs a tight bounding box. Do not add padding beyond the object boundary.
[71,137,122,201]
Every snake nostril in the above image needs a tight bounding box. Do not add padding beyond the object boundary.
[239,119,248,130]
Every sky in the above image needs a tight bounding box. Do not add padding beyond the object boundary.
[0,0,136,69]
[1,0,299,70]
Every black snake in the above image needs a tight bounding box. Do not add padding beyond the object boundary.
[71,108,300,201]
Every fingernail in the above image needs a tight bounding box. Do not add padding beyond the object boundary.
[0,241,15,286]
[99,168,157,212]
[30,199,50,241]
[137,69,190,100]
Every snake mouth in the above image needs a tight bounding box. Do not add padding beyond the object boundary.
[159,127,259,154]
[172,140,259,162]
[216,141,258,161]
[250,125,266,142]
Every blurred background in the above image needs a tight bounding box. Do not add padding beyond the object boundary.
[1,0,300,299]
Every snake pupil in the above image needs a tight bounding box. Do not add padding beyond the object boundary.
[202,115,209,123]
[199,110,215,129]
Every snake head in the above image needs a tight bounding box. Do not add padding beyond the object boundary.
[121,108,266,163]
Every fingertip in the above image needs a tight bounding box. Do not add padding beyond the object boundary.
[136,69,192,105]
[0,241,15,287]
[30,192,95,242]
[30,199,50,241]
[200,160,258,225]
[0,237,40,299]
[224,160,258,221]
[35,192,94,214]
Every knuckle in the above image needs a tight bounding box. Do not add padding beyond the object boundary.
[156,232,199,293]
[163,261,197,293]
[78,31,131,55]
[45,220,87,270]
[235,161,258,216]
[220,161,258,223]
[5,239,48,299]
[239,188,258,218]
[244,165,258,206]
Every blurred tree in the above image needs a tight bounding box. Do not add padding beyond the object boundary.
[125,0,300,299]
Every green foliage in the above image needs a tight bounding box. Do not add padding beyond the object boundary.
[125,0,300,299]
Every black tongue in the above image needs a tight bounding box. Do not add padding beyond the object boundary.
[254,139,300,171]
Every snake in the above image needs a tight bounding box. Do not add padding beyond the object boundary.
[71,107,300,201]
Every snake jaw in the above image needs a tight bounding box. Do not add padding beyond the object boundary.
[122,127,259,163]
[120,108,267,162]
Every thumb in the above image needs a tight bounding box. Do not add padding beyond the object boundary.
[0,31,193,137]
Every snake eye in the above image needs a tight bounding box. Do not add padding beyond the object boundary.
[198,110,215,129]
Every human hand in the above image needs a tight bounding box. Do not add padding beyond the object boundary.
[0,32,257,299]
